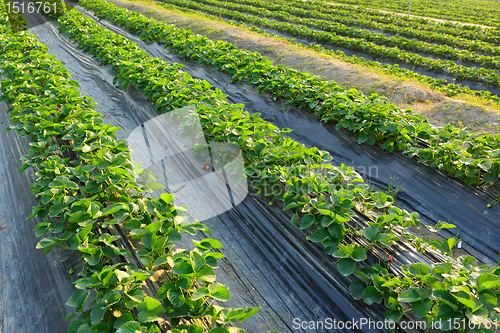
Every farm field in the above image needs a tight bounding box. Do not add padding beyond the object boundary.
[324,0,500,28]
[1,0,500,333]
[155,0,500,133]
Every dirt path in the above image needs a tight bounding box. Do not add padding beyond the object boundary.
[106,0,500,134]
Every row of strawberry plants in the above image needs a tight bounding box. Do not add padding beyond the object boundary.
[83,0,500,186]
[154,0,500,106]
[275,0,500,45]
[63,3,500,330]
[294,0,496,33]
[160,0,500,88]
[169,0,500,71]
[0,5,259,333]
[331,0,500,28]
[203,0,500,58]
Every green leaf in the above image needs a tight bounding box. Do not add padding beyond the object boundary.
[359,226,379,241]
[283,202,298,211]
[142,233,156,251]
[102,291,121,308]
[34,222,50,237]
[77,323,91,333]
[113,314,135,329]
[97,160,112,170]
[373,275,388,292]
[308,229,330,243]
[427,222,456,233]
[226,307,260,323]
[182,72,194,83]
[431,264,451,279]
[337,258,356,276]
[49,203,65,217]
[374,233,394,247]
[352,246,367,262]
[19,162,30,173]
[456,255,477,270]
[153,255,169,268]
[142,297,163,313]
[207,328,230,333]
[99,233,120,244]
[416,287,432,299]
[65,312,77,321]
[191,287,210,301]
[412,299,433,318]
[146,182,165,190]
[299,213,315,229]
[160,193,174,204]
[36,237,61,253]
[172,262,194,275]
[318,208,335,218]
[407,262,430,276]
[91,307,105,325]
[320,215,333,227]
[66,290,90,310]
[199,238,223,249]
[126,289,144,303]
[454,296,475,310]
[328,223,343,238]
[349,282,367,300]
[167,289,185,308]
[484,173,498,183]
[27,206,41,220]
[357,133,368,144]
[384,309,403,324]
[101,203,128,216]
[476,273,500,292]
[197,265,216,283]
[362,286,383,305]
[116,322,143,333]
[211,285,230,301]
[399,289,421,303]
[382,278,401,288]
[83,248,102,266]
[176,277,192,290]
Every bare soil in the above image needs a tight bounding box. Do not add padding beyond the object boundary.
[106,0,500,135]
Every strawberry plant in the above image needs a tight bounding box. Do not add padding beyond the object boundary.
[160,0,500,87]
[322,0,500,28]
[81,0,500,186]
[53,4,500,331]
[0,5,259,332]
[173,0,500,68]
[158,0,500,105]
[222,0,500,50]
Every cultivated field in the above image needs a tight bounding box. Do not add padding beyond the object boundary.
[1,0,500,332]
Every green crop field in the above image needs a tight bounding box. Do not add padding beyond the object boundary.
[2,0,500,332]
[329,0,500,27]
